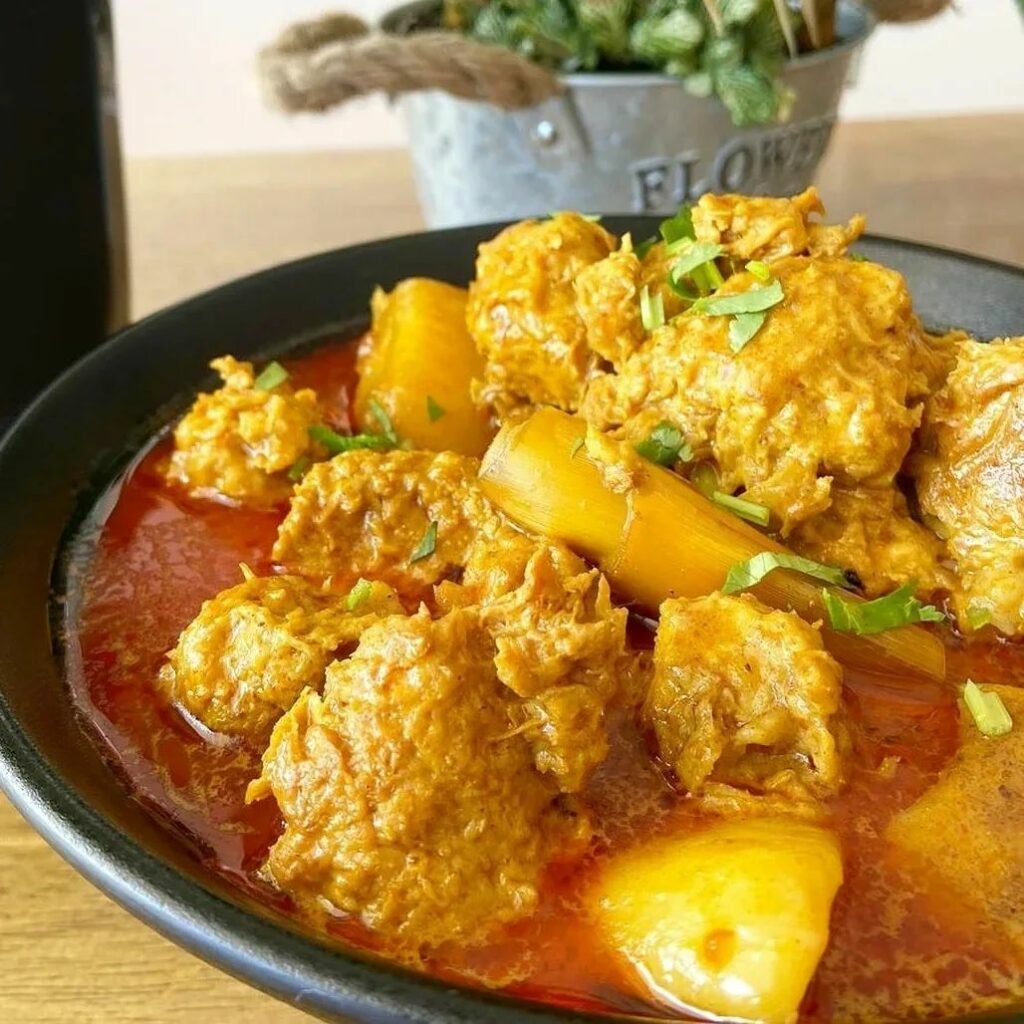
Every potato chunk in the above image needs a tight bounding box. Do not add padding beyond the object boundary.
[166,356,319,506]
[886,684,1024,953]
[591,817,843,1024]
[355,278,494,457]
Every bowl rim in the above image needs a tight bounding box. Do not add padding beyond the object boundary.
[1,225,1023,1024]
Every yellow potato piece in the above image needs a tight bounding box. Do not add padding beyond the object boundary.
[590,817,843,1024]
[355,277,494,456]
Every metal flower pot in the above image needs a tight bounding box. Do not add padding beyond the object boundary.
[384,1,874,227]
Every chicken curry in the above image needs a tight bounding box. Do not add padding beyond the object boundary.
[65,189,1024,1023]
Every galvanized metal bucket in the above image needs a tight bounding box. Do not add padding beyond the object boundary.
[384,2,873,227]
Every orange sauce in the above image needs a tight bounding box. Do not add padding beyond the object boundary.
[62,337,1024,1021]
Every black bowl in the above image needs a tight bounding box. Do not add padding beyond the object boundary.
[1,222,1022,1024]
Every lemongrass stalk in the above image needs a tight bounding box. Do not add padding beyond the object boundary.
[479,408,946,682]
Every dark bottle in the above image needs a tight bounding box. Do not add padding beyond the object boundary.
[0,2,128,431]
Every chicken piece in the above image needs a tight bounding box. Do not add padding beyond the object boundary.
[159,574,402,740]
[466,212,615,419]
[789,486,954,600]
[692,186,865,262]
[911,338,1024,635]
[887,684,1024,954]
[248,607,587,952]
[273,448,581,602]
[480,546,640,791]
[574,239,687,372]
[582,256,937,533]
[166,356,319,506]
[645,593,845,803]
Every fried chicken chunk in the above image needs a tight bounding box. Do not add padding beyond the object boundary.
[645,593,844,804]
[273,449,581,601]
[573,240,687,372]
[692,186,865,262]
[248,608,587,951]
[912,337,1024,635]
[480,546,640,792]
[582,256,938,533]
[166,356,319,506]
[466,211,615,419]
[159,574,401,739]
[789,486,954,600]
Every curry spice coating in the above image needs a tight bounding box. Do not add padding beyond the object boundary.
[166,356,319,506]
[912,337,1024,635]
[248,607,588,952]
[789,486,954,600]
[573,239,688,372]
[273,448,581,601]
[691,186,865,262]
[645,593,845,804]
[479,545,642,792]
[159,574,401,740]
[582,256,940,533]
[466,211,615,419]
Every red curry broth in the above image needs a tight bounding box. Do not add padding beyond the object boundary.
[62,337,1024,1021]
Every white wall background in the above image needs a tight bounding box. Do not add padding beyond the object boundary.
[113,1,1024,158]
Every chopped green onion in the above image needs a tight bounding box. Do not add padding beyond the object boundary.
[668,242,724,274]
[745,260,771,282]
[426,395,445,422]
[963,680,1013,737]
[659,205,696,246]
[728,311,768,353]
[639,285,665,331]
[570,436,585,459]
[254,361,289,391]
[690,462,719,498]
[849,252,868,262]
[287,455,312,482]
[722,552,851,595]
[346,577,373,612]
[696,259,725,293]
[635,421,693,467]
[712,490,771,527]
[822,581,945,636]
[691,279,784,317]
[368,398,399,445]
[966,605,993,630]
[309,424,393,454]
[581,212,603,222]
[634,235,657,260]
[410,521,438,563]
[667,274,700,301]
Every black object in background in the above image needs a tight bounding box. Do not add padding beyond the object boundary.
[0,2,128,431]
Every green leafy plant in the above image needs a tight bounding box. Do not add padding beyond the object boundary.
[443,0,806,125]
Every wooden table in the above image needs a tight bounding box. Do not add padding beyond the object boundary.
[1,113,1022,1024]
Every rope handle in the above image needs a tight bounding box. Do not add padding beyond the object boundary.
[259,12,564,114]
